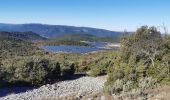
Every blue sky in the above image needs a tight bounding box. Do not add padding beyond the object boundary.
[0,0,170,32]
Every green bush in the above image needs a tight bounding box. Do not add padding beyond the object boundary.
[105,26,170,94]
[88,66,101,77]
[61,62,76,77]
[23,60,49,84]
[138,77,158,91]
[15,59,62,85]
[0,63,6,87]
[47,62,61,80]
[0,59,63,86]
[87,56,114,77]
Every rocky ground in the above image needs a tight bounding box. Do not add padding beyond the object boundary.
[1,76,169,100]
[0,76,106,100]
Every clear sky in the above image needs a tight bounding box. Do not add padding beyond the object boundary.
[0,0,170,32]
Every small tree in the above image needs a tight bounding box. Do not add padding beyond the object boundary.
[48,62,61,79]
[121,26,162,67]
[61,62,75,78]
[70,63,76,75]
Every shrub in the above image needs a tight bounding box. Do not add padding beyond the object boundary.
[138,77,158,90]
[87,56,114,77]
[0,63,3,80]
[61,62,76,77]
[47,62,61,80]
[88,66,101,77]
[112,79,124,94]
[0,59,63,86]
[15,59,50,85]
[23,59,62,85]
[122,80,134,92]
[0,63,6,87]
[105,26,170,95]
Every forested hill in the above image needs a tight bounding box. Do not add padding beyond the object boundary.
[0,23,123,38]
[0,37,42,58]
[0,31,46,41]
[49,33,120,42]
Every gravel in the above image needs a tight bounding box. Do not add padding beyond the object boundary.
[0,76,106,100]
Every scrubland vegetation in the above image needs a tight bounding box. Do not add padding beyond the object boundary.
[104,26,170,95]
[0,33,115,87]
[0,26,169,99]
[0,50,115,87]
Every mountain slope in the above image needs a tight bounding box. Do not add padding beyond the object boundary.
[50,33,120,42]
[50,33,97,41]
[0,23,123,38]
[0,31,46,41]
[0,36,43,58]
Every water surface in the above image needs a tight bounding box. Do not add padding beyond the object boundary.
[42,42,114,53]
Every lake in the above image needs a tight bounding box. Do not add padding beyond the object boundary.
[42,42,117,53]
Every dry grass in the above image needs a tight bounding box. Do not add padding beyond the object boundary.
[144,86,170,100]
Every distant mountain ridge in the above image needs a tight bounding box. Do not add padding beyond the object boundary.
[0,23,123,38]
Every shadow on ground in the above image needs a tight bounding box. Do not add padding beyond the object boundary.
[0,73,86,98]
[61,73,87,81]
[0,86,38,97]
